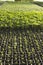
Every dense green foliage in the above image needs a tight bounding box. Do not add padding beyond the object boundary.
[0,2,43,12]
[0,11,43,28]
[0,2,43,28]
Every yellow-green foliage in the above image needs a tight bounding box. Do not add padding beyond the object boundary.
[0,11,43,28]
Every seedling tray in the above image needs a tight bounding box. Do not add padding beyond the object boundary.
[0,28,43,65]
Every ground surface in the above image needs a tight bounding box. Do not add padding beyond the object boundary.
[34,2,43,7]
[0,28,43,65]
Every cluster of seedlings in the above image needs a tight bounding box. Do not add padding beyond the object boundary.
[0,11,43,28]
[0,28,43,65]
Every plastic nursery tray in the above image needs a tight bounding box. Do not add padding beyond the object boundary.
[0,29,43,65]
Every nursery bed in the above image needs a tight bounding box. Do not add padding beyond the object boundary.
[0,28,43,65]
